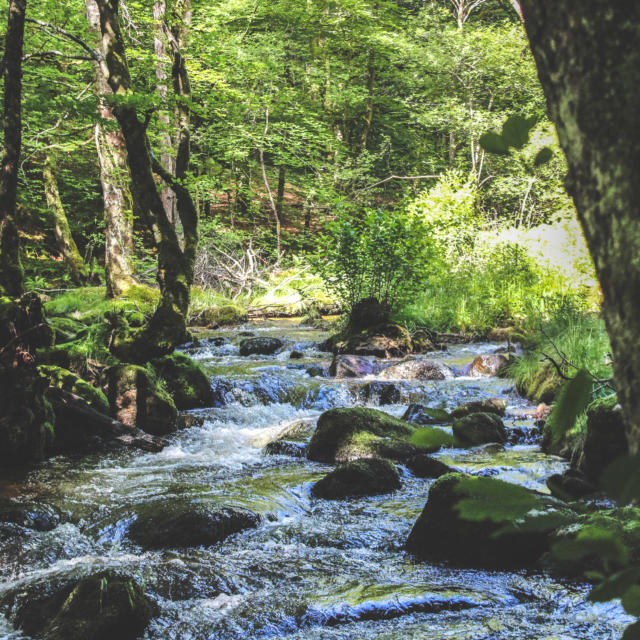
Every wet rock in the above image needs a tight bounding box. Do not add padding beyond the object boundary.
[336,323,413,358]
[1,569,158,640]
[330,354,379,378]
[178,414,206,429]
[152,351,214,410]
[406,454,455,478]
[506,423,543,445]
[106,363,178,435]
[311,458,401,499]
[402,404,450,425]
[547,470,597,501]
[411,329,438,353]
[239,337,284,356]
[576,395,628,484]
[306,365,327,377]
[129,500,260,549]
[264,440,307,457]
[463,354,509,377]
[358,381,402,405]
[450,398,506,420]
[452,412,507,446]
[380,359,454,381]
[0,500,63,531]
[307,407,415,463]
[406,473,554,568]
[289,350,304,359]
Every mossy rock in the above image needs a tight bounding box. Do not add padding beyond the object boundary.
[129,500,260,549]
[1,569,158,640]
[450,398,506,420]
[406,473,556,568]
[152,352,214,410]
[106,363,178,435]
[516,360,563,404]
[47,317,88,344]
[576,394,628,484]
[452,412,507,446]
[406,454,455,478]
[38,365,109,414]
[239,337,284,356]
[311,458,401,499]
[307,407,415,463]
[195,304,248,328]
[334,323,413,358]
[402,404,451,425]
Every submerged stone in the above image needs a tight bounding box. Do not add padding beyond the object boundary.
[0,500,63,531]
[239,337,284,356]
[381,359,454,381]
[311,458,401,499]
[330,354,380,378]
[463,354,509,377]
[402,404,450,425]
[129,500,260,549]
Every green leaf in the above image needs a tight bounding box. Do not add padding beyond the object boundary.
[501,115,534,149]
[552,525,630,566]
[601,455,640,505]
[545,369,593,444]
[623,621,640,640]
[589,567,640,602]
[479,132,510,155]
[623,585,640,617]
[534,147,553,166]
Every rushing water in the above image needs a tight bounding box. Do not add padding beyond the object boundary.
[0,319,631,639]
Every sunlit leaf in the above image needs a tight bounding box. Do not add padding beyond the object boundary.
[545,369,593,444]
[601,455,640,505]
[623,585,640,617]
[552,525,630,566]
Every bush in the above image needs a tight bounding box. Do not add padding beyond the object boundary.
[313,207,431,316]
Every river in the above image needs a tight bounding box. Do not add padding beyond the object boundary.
[0,319,631,639]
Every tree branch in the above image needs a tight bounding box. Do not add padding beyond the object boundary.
[356,174,441,193]
[25,18,102,62]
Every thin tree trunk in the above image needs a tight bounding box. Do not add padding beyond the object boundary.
[0,0,26,297]
[276,165,286,224]
[259,107,281,257]
[96,0,198,356]
[154,0,177,227]
[360,49,375,152]
[520,1,640,453]
[43,155,88,285]
[86,0,135,298]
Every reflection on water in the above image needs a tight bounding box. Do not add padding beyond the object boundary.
[0,319,631,639]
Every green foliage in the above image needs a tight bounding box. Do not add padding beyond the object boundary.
[314,207,431,314]
[544,369,593,445]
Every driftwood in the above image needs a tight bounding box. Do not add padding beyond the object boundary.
[49,388,166,453]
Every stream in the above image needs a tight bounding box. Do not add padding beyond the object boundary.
[0,319,631,639]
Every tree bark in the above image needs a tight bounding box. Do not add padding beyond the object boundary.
[43,155,89,286]
[276,165,286,223]
[0,0,26,297]
[96,0,198,356]
[86,0,135,298]
[520,1,640,453]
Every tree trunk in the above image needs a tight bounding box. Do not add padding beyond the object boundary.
[360,49,375,152]
[86,0,135,298]
[0,0,26,297]
[276,165,286,224]
[43,155,89,286]
[520,1,640,453]
[96,0,198,357]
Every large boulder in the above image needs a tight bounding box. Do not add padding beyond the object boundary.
[576,395,628,484]
[239,337,284,356]
[330,354,380,378]
[38,365,109,414]
[380,359,454,381]
[195,304,247,328]
[307,407,415,463]
[463,354,508,377]
[311,458,401,499]
[1,569,158,640]
[334,323,413,358]
[406,473,554,568]
[452,412,507,446]
[106,364,178,435]
[546,469,597,501]
[450,398,506,420]
[152,351,214,410]
[128,500,260,549]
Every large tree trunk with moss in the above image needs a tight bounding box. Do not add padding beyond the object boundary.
[520,2,640,454]
[86,0,135,298]
[96,0,197,357]
[43,155,89,286]
[0,0,26,297]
